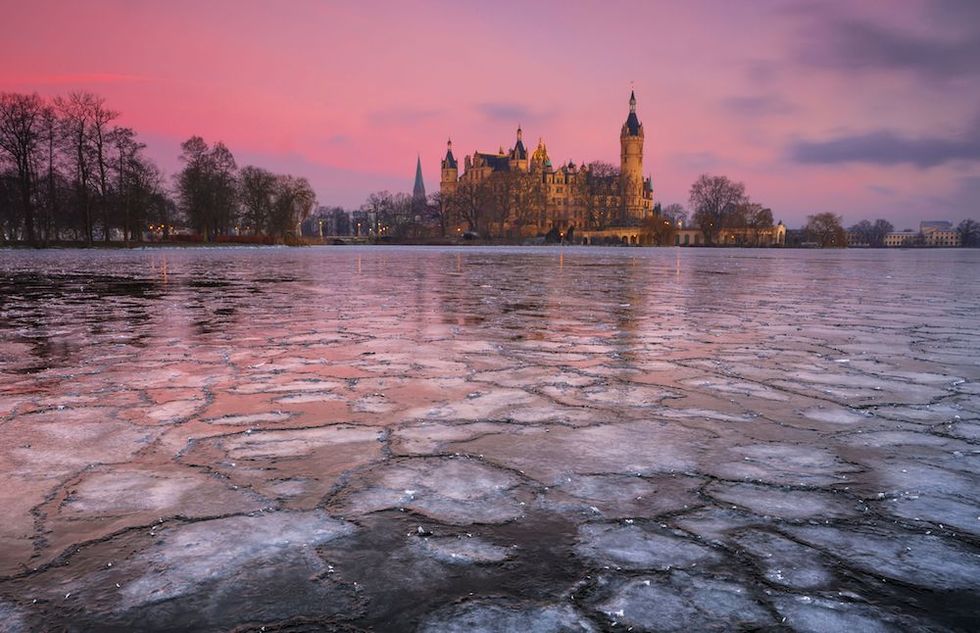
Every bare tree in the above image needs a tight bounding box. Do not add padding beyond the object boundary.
[451,180,492,237]
[109,126,145,242]
[269,175,315,239]
[848,218,893,247]
[55,92,99,244]
[0,92,47,245]
[238,165,277,235]
[661,202,687,227]
[574,161,621,230]
[90,97,119,241]
[805,212,846,247]
[958,219,980,247]
[177,136,238,240]
[689,174,747,245]
[744,203,774,246]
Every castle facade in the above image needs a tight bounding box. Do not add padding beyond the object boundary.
[440,92,655,238]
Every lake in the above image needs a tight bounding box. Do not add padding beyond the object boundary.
[1,246,978,632]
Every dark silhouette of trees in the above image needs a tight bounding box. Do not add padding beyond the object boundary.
[427,191,448,238]
[269,175,315,239]
[958,219,980,247]
[177,136,238,241]
[449,180,492,237]
[848,218,893,247]
[689,174,747,245]
[805,212,846,247]
[744,203,774,246]
[661,202,687,227]
[0,92,47,245]
[1,91,319,246]
[575,161,621,230]
[238,166,277,236]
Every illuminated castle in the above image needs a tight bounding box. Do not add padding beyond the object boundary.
[440,92,654,237]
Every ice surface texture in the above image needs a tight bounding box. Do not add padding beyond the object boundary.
[1,246,978,632]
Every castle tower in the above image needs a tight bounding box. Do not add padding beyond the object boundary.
[620,90,645,222]
[440,138,458,196]
[509,125,528,171]
[413,155,426,202]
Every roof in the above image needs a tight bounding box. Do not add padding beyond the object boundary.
[413,156,426,200]
[475,152,512,172]
[623,90,641,136]
[511,139,527,160]
[623,112,641,136]
[442,148,457,169]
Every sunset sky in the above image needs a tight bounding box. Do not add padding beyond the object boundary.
[3,0,979,228]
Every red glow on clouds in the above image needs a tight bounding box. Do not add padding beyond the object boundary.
[2,0,978,227]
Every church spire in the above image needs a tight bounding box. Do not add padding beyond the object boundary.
[413,155,426,201]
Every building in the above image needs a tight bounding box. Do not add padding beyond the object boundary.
[675,223,786,247]
[922,228,960,247]
[920,221,960,247]
[440,92,655,238]
[884,230,919,247]
[883,221,961,247]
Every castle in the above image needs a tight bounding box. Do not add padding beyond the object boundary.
[440,92,655,239]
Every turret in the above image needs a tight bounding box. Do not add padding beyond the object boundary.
[620,91,646,221]
[440,138,458,195]
[509,125,528,171]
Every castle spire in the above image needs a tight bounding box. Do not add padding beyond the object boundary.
[512,124,527,161]
[623,90,641,136]
[413,155,426,201]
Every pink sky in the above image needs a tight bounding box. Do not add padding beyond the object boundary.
[3,0,978,228]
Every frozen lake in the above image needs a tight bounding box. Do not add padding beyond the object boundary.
[0,245,978,632]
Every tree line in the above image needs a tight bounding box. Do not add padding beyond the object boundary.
[0,91,315,246]
[688,174,775,246]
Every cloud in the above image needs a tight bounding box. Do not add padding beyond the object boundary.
[867,184,895,196]
[937,175,980,219]
[788,126,980,168]
[796,5,980,80]
[670,151,722,170]
[722,95,797,117]
[475,102,535,123]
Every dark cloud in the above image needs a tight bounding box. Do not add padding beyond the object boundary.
[867,184,895,196]
[797,3,980,80]
[670,151,722,170]
[908,176,980,221]
[476,102,536,123]
[789,125,980,168]
[722,95,797,117]
[743,60,781,85]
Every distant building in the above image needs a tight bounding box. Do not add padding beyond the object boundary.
[884,230,919,247]
[921,225,960,247]
[675,223,786,247]
[883,221,960,247]
[301,206,351,237]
